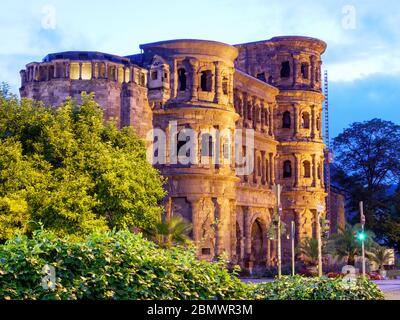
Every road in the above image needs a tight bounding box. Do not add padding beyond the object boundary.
[241,278,400,300]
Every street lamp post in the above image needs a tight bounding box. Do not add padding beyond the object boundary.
[359,201,366,279]
[273,184,283,279]
[291,220,295,276]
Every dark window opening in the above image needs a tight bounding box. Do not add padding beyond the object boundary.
[200,70,212,92]
[303,161,311,178]
[302,112,310,129]
[283,160,292,178]
[202,248,211,255]
[268,76,273,84]
[280,61,290,78]
[301,63,309,79]
[256,72,266,82]
[151,71,158,80]
[316,117,320,131]
[178,68,187,91]
[282,111,291,128]
[257,157,262,176]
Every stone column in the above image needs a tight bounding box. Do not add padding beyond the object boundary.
[79,62,82,80]
[269,104,274,136]
[269,153,276,186]
[261,151,266,185]
[215,198,230,257]
[189,59,199,101]
[310,56,316,88]
[294,154,300,187]
[229,68,234,105]
[292,55,299,86]
[187,196,203,253]
[92,62,96,79]
[104,63,109,79]
[312,154,317,187]
[214,61,222,104]
[172,59,177,98]
[293,103,299,137]
[320,157,325,188]
[243,207,252,262]
[311,105,316,138]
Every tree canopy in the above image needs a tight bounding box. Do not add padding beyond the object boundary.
[0,86,166,241]
[332,118,400,249]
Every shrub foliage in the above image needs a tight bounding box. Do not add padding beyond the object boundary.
[0,231,384,300]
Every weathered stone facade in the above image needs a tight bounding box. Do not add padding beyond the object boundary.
[20,36,331,269]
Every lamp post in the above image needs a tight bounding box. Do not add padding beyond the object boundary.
[359,201,366,279]
[316,203,324,277]
[273,184,283,278]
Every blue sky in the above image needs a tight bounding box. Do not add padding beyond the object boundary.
[0,0,399,138]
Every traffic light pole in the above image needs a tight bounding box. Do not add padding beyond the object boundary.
[291,221,295,276]
[360,201,366,279]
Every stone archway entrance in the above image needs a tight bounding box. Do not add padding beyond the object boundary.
[251,219,266,266]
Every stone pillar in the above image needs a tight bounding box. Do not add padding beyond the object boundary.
[79,62,82,80]
[294,154,300,187]
[214,61,222,104]
[292,55,299,86]
[229,68,234,105]
[243,207,252,262]
[53,63,57,78]
[172,59,177,98]
[311,105,316,138]
[310,55,316,88]
[312,154,317,187]
[261,151,266,185]
[215,198,230,257]
[320,157,325,188]
[190,59,199,101]
[105,63,109,79]
[293,103,298,137]
[187,196,203,254]
[269,153,276,186]
[269,104,274,136]
[92,62,96,79]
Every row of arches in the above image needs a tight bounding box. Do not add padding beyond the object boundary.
[281,110,321,134]
[177,67,229,94]
[282,159,322,180]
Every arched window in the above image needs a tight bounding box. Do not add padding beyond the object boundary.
[302,112,310,129]
[280,61,290,78]
[200,70,212,92]
[178,68,187,91]
[301,63,309,79]
[283,160,292,178]
[201,133,213,157]
[303,161,311,178]
[282,111,291,128]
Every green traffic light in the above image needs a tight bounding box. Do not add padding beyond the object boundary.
[357,232,366,241]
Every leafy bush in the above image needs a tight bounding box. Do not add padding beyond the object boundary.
[0,231,384,300]
[252,275,384,300]
[0,230,250,300]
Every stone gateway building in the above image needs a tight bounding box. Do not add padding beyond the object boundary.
[20,36,343,270]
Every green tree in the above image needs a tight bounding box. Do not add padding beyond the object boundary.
[332,119,400,244]
[0,89,166,241]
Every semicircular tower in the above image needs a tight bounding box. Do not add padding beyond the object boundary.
[235,36,327,261]
[140,40,240,260]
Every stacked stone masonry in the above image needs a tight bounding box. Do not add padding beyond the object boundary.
[20,36,345,270]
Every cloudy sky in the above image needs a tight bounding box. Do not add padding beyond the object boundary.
[0,0,399,138]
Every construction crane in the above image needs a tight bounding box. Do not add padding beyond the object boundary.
[323,70,333,225]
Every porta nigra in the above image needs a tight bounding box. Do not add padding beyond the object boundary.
[20,36,345,271]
